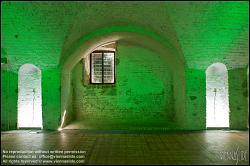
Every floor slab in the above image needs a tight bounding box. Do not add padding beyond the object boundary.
[1,130,249,165]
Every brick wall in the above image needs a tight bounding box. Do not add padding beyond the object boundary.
[42,68,61,130]
[229,68,249,129]
[70,42,175,130]
[1,70,18,130]
[185,69,206,130]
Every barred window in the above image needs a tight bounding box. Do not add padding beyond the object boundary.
[90,51,115,84]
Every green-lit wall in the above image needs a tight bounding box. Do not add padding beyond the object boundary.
[42,68,61,129]
[1,70,18,130]
[229,68,249,129]
[1,1,249,131]
[70,42,175,130]
[185,69,206,130]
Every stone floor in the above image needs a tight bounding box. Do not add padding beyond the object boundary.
[1,130,249,165]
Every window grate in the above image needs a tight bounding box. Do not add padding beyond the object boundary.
[90,51,115,84]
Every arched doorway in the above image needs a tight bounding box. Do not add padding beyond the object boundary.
[206,63,229,128]
[18,64,43,129]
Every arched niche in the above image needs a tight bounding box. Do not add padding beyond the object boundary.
[206,63,229,128]
[18,64,43,129]
[59,28,185,129]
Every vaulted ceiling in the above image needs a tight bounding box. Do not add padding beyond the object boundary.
[166,1,249,69]
[1,1,249,71]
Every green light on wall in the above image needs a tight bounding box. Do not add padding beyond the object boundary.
[1,58,7,64]
[1,48,8,64]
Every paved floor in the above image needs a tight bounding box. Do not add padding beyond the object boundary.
[1,130,249,165]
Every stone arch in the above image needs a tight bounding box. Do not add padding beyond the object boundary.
[59,26,185,129]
